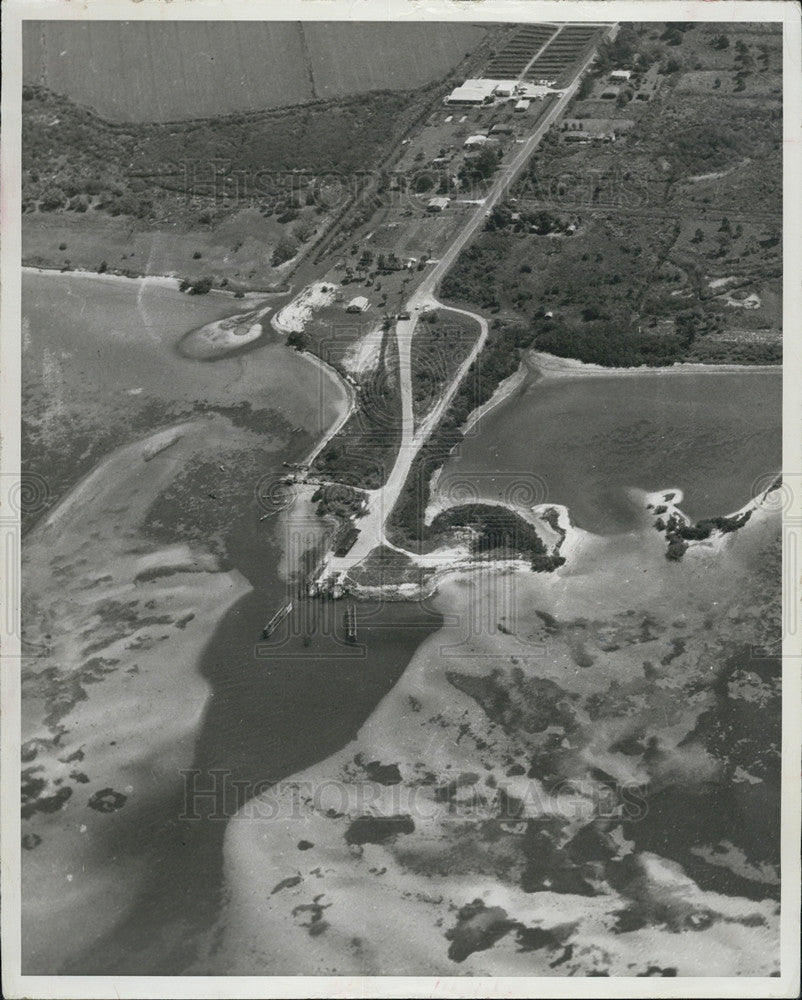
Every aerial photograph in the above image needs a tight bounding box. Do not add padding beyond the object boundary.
[17,13,786,984]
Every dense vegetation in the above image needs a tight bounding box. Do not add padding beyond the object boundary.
[410,310,479,417]
[311,483,367,520]
[22,86,412,229]
[429,504,565,571]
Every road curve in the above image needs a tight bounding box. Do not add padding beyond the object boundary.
[316,29,616,583]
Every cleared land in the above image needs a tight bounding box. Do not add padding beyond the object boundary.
[23,21,488,122]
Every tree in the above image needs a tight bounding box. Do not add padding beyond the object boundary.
[272,235,299,266]
[40,186,66,211]
[692,228,704,244]
[187,276,213,295]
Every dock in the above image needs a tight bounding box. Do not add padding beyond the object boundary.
[263,601,293,638]
[344,604,358,643]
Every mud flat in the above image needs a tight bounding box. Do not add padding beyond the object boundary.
[205,499,781,977]
[178,313,267,360]
[21,419,252,972]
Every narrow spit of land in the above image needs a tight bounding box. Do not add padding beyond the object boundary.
[309,32,616,587]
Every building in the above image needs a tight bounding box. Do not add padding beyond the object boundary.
[610,69,632,81]
[564,130,608,143]
[492,80,519,98]
[562,119,625,143]
[464,134,489,148]
[445,79,498,106]
[427,196,450,212]
[514,99,531,112]
[345,296,369,313]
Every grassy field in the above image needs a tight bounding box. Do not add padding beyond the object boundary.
[22,209,295,291]
[312,332,402,489]
[23,21,487,123]
[439,21,782,368]
[411,309,481,422]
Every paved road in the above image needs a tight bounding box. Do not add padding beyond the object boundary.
[315,31,615,585]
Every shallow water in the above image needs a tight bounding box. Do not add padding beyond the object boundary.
[441,369,782,535]
[23,270,440,972]
[22,271,341,433]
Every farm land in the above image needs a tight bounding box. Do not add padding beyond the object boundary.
[440,22,782,367]
[22,21,490,123]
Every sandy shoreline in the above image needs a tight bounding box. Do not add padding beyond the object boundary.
[460,359,529,436]
[23,264,286,301]
[529,350,782,379]
[209,494,782,976]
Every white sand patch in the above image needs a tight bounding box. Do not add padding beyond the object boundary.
[708,275,739,291]
[721,291,762,309]
[530,350,781,378]
[341,323,384,376]
[272,282,339,334]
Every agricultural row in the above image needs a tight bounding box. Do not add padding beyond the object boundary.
[484,24,558,79]
[483,23,606,86]
[524,25,604,85]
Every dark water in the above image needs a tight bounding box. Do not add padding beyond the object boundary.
[67,591,442,972]
[65,447,442,974]
[23,271,441,973]
[444,370,782,535]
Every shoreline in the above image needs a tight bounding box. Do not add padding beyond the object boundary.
[460,358,529,436]
[22,263,288,300]
[529,350,782,379]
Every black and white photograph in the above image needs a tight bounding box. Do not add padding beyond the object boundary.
[1,1,800,996]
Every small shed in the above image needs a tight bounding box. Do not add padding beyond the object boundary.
[427,197,450,213]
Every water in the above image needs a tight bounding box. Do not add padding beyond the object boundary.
[443,369,782,535]
[23,270,441,972]
[22,272,339,431]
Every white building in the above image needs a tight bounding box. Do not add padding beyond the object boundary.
[464,134,489,148]
[610,69,632,81]
[445,79,498,105]
[427,196,450,212]
[514,99,531,112]
[493,80,519,98]
[345,296,369,313]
